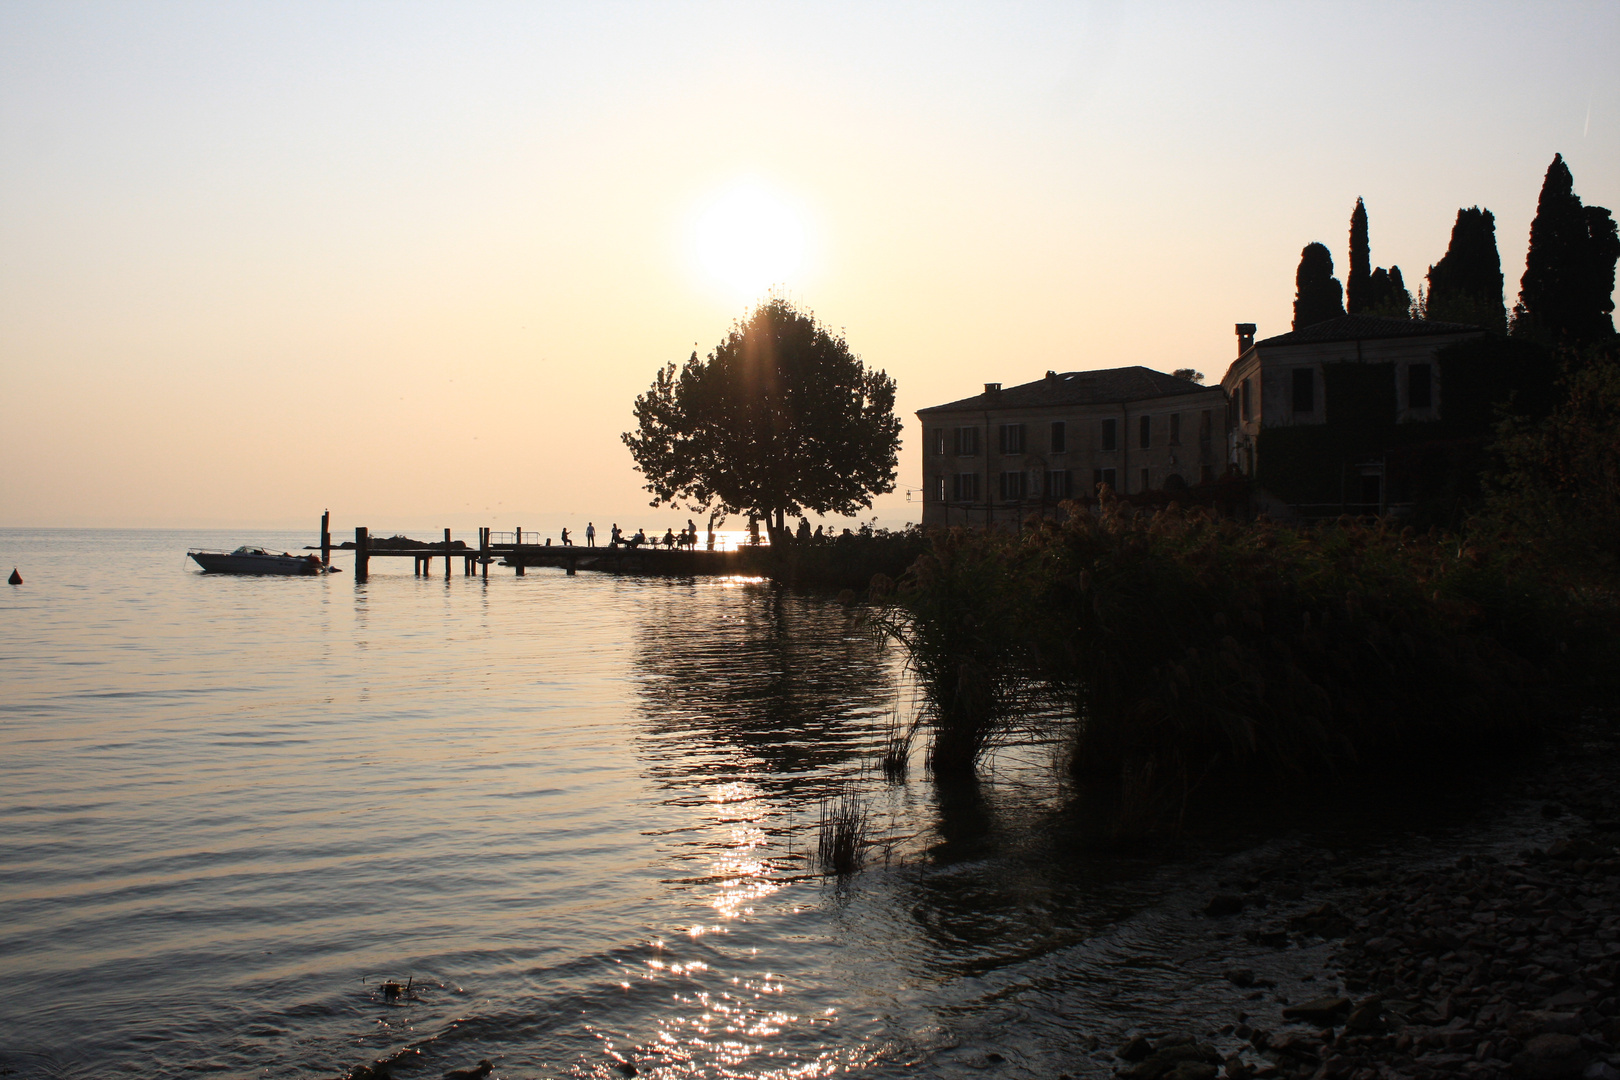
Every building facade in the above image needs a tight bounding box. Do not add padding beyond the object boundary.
[916,366,1228,527]
[1220,315,1486,516]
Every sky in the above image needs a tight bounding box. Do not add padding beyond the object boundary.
[2,1,1617,533]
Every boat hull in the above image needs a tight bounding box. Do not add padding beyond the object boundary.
[190,552,322,576]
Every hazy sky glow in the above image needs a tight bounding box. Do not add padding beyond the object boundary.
[2,2,1616,530]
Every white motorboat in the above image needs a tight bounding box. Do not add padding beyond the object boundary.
[189,546,326,576]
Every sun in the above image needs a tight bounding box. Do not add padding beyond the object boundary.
[691,181,807,297]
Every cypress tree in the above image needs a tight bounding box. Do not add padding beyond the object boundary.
[1515,154,1620,345]
[1365,266,1412,319]
[1293,242,1345,330]
[1347,198,1372,314]
[1426,207,1507,334]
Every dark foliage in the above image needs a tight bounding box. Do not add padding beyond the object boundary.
[623,299,901,541]
[874,501,1615,821]
[1514,154,1620,346]
[1363,266,1411,319]
[1347,198,1372,314]
[1426,207,1507,334]
[1486,344,1620,568]
[764,525,930,591]
[1293,242,1346,330]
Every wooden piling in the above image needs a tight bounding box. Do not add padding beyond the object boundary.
[320,510,331,567]
[443,528,452,579]
[480,527,489,580]
[355,527,369,581]
[515,527,524,576]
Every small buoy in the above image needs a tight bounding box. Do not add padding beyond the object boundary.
[7,569,20,585]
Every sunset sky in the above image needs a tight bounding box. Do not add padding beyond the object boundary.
[2,1,1616,532]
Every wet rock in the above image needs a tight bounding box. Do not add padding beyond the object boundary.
[444,1062,493,1080]
[1344,996,1386,1034]
[1206,894,1246,918]
[1119,1036,1155,1062]
[1117,1041,1222,1080]
[1287,904,1352,938]
[1584,1062,1620,1080]
[1511,1033,1586,1079]
[1281,996,1351,1026]
[1225,968,1257,988]
[1550,839,1610,861]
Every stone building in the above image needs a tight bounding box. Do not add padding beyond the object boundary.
[1220,315,1487,516]
[915,367,1227,527]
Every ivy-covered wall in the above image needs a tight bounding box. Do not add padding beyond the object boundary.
[1255,337,1557,520]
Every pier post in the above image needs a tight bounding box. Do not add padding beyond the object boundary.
[444,528,452,580]
[355,527,369,582]
[515,527,524,576]
[480,527,489,580]
[321,510,331,567]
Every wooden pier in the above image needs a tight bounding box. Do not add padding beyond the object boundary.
[314,512,766,583]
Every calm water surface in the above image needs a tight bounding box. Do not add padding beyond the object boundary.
[0,529,1541,1079]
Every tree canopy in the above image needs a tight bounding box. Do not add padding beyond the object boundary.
[1293,242,1346,330]
[1514,154,1619,346]
[622,298,901,538]
[1427,206,1506,334]
[1347,198,1372,314]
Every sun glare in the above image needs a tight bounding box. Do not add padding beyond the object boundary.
[692,181,807,297]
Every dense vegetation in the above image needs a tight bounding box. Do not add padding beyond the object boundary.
[869,349,1620,827]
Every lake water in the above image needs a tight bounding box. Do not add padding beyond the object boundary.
[0,529,1551,1080]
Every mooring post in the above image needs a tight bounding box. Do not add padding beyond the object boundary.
[480,527,489,579]
[321,509,331,567]
[443,528,452,579]
[355,527,369,582]
[514,526,524,576]
[566,553,576,576]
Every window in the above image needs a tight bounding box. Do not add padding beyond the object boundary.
[998,471,1026,501]
[1100,418,1118,452]
[1050,421,1066,454]
[1409,364,1433,409]
[1138,415,1152,449]
[1141,468,1151,492]
[932,475,947,502]
[998,423,1026,454]
[953,473,980,501]
[1241,378,1252,421]
[1199,409,1212,443]
[1292,368,1315,413]
[1092,468,1117,493]
[954,426,979,456]
[1169,413,1181,445]
[1046,469,1070,498]
[932,428,947,456]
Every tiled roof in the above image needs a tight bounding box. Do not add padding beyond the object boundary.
[1255,315,1483,348]
[917,366,1214,414]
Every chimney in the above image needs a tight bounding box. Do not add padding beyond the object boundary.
[1235,323,1256,356]
[984,382,1001,395]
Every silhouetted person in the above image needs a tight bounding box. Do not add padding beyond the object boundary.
[560,527,572,546]
[610,523,622,547]
[796,518,810,542]
[586,522,596,547]
[662,528,675,549]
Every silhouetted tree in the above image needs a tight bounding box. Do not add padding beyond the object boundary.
[1513,154,1620,345]
[1171,368,1205,383]
[1293,242,1346,330]
[623,298,901,544]
[1364,266,1413,319]
[1347,198,1372,314]
[1426,207,1506,334]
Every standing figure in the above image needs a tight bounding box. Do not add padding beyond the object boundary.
[586,522,596,547]
[561,527,572,546]
[611,523,622,547]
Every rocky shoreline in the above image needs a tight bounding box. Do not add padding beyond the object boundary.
[1090,714,1620,1080]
